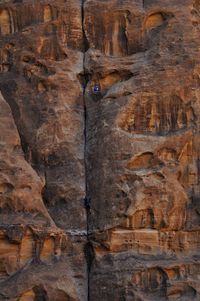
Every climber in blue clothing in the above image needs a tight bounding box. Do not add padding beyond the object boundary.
[84,196,91,210]
[93,84,101,93]
[92,81,101,102]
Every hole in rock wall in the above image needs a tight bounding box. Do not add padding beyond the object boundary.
[19,286,48,301]
[101,70,133,92]
[19,289,36,301]
[33,286,48,301]
[0,183,14,194]
[143,12,174,49]
[127,152,154,170]
[0,9,11,35]
[132,268,168,295]
[144,13,166,32]
[132,208,155,229]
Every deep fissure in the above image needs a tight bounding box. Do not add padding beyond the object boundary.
[81,1,92,300]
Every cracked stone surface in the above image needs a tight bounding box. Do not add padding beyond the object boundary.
[0,0,200,300]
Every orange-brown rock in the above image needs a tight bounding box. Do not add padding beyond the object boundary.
[0,92,53,226]
[0,1,87,300]
[0,0,200,300]
[84,0,200,300]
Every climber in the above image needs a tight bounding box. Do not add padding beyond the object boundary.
[93,84,101,93]
[84,196,91,210]
[92,78,101,93]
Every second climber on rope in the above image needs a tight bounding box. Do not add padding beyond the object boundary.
[84,196,91,211]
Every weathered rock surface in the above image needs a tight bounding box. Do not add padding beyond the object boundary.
[0,0,86,231]
[84,0,200,300]
[0,1,87,300]
[0,0,200,300]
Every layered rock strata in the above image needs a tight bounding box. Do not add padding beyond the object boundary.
[0,0,200,300]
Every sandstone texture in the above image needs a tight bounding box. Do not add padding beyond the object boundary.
[0,0,200,300]
[0,1,87,300]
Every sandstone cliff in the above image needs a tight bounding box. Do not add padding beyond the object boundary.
[0,0,200,300]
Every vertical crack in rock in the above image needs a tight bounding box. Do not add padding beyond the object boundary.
[1,1,200,300]
[81,0,88,196]
[81,1,92,300]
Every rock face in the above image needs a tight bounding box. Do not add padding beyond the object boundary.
[0,1,87,300]
[0,0,200,301]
